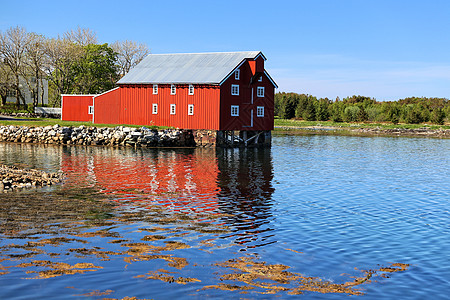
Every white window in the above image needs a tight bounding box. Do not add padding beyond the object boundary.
[152,103,158,114]
[171,84,176,95]
[188,84,194,95]
[258,76,262,82]
[88,106,94,114]
[170,104,176,115]
[257,86,265,97]
[188,104,194,115]
[231,84,239,96]
[257,106,264,117]
[235,69,240,80]
[231,105,239,116]
[153,84,158,94]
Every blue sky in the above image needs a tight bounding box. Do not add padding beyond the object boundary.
[1,0,449,101]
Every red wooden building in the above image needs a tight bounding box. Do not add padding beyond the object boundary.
[61,51,277,146]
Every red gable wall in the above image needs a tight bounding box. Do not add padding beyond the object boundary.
[61,95,94,122]
[219,59,274,131]
[94,88,120,125]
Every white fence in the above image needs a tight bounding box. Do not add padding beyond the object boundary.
[34,107,62,115]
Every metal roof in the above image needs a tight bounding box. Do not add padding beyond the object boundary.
[117,51,264,85]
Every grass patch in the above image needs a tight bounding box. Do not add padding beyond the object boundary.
[1,116,448,131]
[0,118,169,129]
[274,118,450,130]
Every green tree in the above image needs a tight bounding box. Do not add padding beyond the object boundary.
[279,94,296,119]
[329,101,345,122]
[316,98,330,121]
[72,43,117,94]
[356,105,368,122]
[295,94,317,120]
[343,105,360,122]
[386,103,400,124]
[302,98,316,121]
[403,104,423,124]
[430,108,445,125]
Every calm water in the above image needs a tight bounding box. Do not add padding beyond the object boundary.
[0,134,449,299]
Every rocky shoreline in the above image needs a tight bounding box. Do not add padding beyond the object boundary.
[1,164,63,191]
[275,126,450,138]
[0,125,197,147]
[355,127,450,138]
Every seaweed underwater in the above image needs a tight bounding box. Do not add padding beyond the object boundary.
[0,189,410,299]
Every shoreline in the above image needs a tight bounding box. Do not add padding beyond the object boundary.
[274,126,450,138]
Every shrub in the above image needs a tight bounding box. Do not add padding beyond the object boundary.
[430,108,445,125]
[404,106,423,124]
[343,106,360,122]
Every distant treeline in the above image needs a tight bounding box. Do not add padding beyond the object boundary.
[275,93,450,125]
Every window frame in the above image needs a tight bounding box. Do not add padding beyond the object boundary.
[170,84,176,95]
[88,106,94,115]
[188,104,194,115]
[257,86,265,97]
[188,84,194,95]
[257,106,264,117]
[170,104,176,115]
[231,84,239,96]
[231,105,239,117]
[258,76,262,82]
[153,84,158,95]
[235,69,240,80]
[152,103,158,114]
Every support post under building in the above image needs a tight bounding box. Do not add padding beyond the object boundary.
[194,130,271,148]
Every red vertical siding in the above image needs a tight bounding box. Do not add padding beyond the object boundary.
[93,88,120,124]
[220,60,274,131]
[61,95,94,122]
[118,84,221,130]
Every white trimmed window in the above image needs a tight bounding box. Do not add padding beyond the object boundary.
[171,84,176,95]
[88,106,94,114]
[188,84,194,95]
[257,86,265,97]
[152,103,158,114]
[231,105,239,116]
[257,106,264,117]
[170,104,176,115]
[235,69,240,80]
[231,84,239,96]
[188,104,194,115]
[153,84,158,94]
[258,76,262,82]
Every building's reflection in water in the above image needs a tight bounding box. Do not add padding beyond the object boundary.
[60,146,275,248]
[216,147,275,249]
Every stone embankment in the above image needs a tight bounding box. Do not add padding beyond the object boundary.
[355,127,450,138]
[0,125,197,147]
[1,164,63,191]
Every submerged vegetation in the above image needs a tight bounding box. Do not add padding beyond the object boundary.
[275,93,450,125]
[0,191,410,297]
